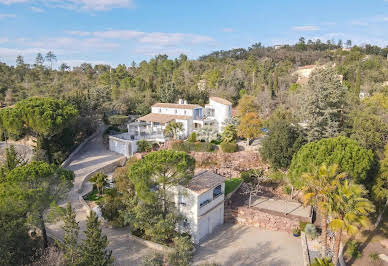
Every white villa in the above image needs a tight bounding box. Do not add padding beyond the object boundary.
[173,170,225,244]
[108,97,232,157]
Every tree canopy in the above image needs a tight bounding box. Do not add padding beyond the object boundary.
[128,150,195,214]
[289,136,375,188]
[260,120,305,169]
[15,97,78,138]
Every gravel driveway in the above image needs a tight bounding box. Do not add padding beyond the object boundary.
[193,223,304,266]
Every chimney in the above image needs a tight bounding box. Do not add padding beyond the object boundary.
[178,99,183,104]
[184,100,188,104]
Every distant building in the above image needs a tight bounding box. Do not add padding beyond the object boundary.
[359,91,370,99]
[108,97,232,157]
[274,45,284,50]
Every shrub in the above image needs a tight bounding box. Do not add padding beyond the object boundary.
[188,132,197,142]
[137,140,153,152]
[311,257,334,266]
[167,236,194,266]
[108,115,129,126]
[299,221,308,232]
[304,223,317,240]
[369,252,378,261]
[220,142,238,153]
[345,240,362,259]
[172,141,215,152]
[267,170,285,184]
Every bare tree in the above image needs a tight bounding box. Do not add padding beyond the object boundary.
[241,169,266,207]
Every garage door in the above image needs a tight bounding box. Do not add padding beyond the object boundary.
[198,205,224,242]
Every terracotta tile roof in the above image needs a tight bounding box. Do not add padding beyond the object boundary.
[209,96,232,106]
[152,103,202,109]
[137,113,191,123]
[186,171,225,194]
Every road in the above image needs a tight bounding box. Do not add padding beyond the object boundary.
[46,127,153,266]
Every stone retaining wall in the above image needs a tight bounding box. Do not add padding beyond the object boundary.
[128,234,174,253]
[232,206,304,233]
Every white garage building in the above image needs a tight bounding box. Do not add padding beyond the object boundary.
[173,171,225,244]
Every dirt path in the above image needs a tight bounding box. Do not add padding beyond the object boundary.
[46,127,153,265]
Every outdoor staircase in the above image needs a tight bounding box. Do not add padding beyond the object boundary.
[224,201,237,223]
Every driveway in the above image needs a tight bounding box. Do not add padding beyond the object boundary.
[46,126,153,265]
[193,223,304,266]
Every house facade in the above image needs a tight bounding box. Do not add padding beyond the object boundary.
[172,171,225,244]
[108,97,232,157]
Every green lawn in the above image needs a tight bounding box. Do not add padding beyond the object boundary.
[225,178,243,195]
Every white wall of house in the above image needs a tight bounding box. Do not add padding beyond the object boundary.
[151,107,194,117]
[172,182,225,244]
[108,135,137,157]
[208,99,232,131]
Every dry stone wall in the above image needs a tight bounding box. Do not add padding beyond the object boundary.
[232,206,303,233]
[191,151,265,178]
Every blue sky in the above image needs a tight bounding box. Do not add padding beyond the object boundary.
[0,0,387,67]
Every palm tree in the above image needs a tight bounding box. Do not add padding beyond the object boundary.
[328,179,375,264]
[164,121,184,140]
[302,164,346,256]
[90,173,108,195]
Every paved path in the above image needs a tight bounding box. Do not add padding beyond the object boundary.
[46,127,153,265]
[193,223,304,266]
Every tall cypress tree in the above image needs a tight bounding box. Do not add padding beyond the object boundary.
[303,67,346,141]
[79,211,113,266]
[59,203,80,265]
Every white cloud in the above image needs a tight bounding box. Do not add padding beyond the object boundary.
[292,25,320,31]
[384,17,388,21]
[0,37,8,44]
[0,0,134,11]
[69,0,134,11]
[66,30,215,46]
[0,47,50,63]
[135,46,190,57]
[30,6,44,12]
[0,0,29,4]
[30,36,119,50]
[351,20,369,26]
[0,13,16,19]
[222,28,234,33]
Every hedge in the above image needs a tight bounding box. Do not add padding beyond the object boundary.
[171,141,215,152]
[220,142,238,153]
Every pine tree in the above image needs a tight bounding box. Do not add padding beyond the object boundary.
[303,67,346,141]
[60,203,80,265]
[79,211,113,266]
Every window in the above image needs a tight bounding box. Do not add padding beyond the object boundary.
[213,185,222,198]
[200,199,211,208]
[183,218,189,228]
[184,110,187,115]
[175,109,178,114]
[159,108,162,113]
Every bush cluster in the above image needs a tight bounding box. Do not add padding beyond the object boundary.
[172,141,215,152]
[107,115,129,126]
[137,140,153,152]
[220,142,238,153]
